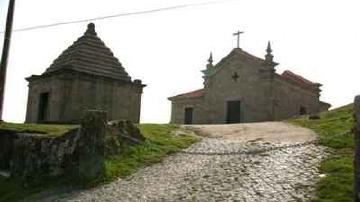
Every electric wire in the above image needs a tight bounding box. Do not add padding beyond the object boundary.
[1,0,238,33]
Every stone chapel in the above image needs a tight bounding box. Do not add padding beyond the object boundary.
[25,23,145,123]
[168,41,330,124]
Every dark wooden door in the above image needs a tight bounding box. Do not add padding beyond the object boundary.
[38,92,49,122]
[184,107,193,124]
[226,100,241,123]
[299,106,307,115]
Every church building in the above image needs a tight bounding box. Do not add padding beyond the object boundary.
[168,38,330,124]
[25,23,145,123]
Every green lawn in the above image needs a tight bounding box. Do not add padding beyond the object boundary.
[0,122,77,137]
[0,124,198,202]
[289,104,354,202]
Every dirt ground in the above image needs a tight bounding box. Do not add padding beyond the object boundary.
[186,121,317,143]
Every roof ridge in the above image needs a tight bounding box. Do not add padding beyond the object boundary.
[168,89,204,100]
[234,48,265,62]
[204,48,268,78]
[281,70,318,86]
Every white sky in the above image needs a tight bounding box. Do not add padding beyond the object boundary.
[0,0,359,123]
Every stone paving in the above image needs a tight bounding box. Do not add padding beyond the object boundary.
[53,136,327,202]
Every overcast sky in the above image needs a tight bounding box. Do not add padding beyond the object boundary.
[0,0,359,123]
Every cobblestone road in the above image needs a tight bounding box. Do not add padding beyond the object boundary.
[50,122,327,202]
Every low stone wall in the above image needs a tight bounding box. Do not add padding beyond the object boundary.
[0,111,145,182]
[0,128,82,180]
[0,130,16,171]
[8,128,81,180]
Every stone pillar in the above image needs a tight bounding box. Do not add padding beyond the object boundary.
[354,96,360,202]
[77,110,107,181]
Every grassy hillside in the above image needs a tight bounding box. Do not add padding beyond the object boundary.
[0,124,198,202]
[289,104,354,202]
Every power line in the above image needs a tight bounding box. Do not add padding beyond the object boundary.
[1,0,238,33]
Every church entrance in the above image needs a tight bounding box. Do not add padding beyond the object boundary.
[299,106,307,115]
[226,100,241,123]
[184,107,193,124]
[38,92,49,122]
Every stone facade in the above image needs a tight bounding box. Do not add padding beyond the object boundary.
[25,23,145,123]
[169,43,330,124]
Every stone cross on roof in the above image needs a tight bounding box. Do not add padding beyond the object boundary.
[233,30,244,49]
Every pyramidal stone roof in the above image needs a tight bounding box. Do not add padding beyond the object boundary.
[43,23,131,81]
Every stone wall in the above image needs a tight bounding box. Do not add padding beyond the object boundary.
[0,130,15,170]
[11,129,81,180]
[26,71,144,124]
[25,75,63,123]
[203,54,274,123]
[170,97,206,124]
[272,76,320,120]
[0,111,144,181]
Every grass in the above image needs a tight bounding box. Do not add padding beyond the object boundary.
[0,176,72,202]
[0,177,25,202]
[0,124,198,202]
[0,122,77,137]
[103,124,198,181]
[289,104,354,202]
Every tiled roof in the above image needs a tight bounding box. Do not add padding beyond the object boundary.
[281,70,319,87]
[43,23,131,81]
[168,89,204,100]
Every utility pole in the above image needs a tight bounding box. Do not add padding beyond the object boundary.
[0,0,16,120]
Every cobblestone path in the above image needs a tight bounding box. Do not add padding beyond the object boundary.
[52,122,327,202]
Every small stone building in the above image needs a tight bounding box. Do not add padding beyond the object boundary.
[168,42,330,124]
[25,23,145,123]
